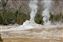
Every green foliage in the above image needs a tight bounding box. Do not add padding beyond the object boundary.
[1,11,16,25]
[0,34,3,42]
[16,12,28,25]
[0,6,63,25]
[50,13,63,22]
[0,9,29,25]
[34,8,44,24]
[0,14,3,24]
[35,14,43,24]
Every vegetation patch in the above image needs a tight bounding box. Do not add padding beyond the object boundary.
[0,34,3,42]
[50,13,63,24]
[35,14,43,24]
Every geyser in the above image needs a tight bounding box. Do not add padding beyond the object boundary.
[14,0,38,30]
[0,0,39,32]
[29,0,38,23]
[42,0,52,25]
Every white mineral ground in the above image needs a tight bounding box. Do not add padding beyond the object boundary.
[0,24,63,41]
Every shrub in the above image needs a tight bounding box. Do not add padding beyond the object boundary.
[2,11,16,25]
[35,14,43,24]
[0,10,17,25]
[0,13,3,24]
[0,9,29,25]
[50,13,63,23]
[16,12,28,25]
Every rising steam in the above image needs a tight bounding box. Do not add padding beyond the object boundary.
[42,0,52,25]
[29,0,38,23]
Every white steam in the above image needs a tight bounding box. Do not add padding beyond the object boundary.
[29,0,38,23]
[42,0,52,25]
